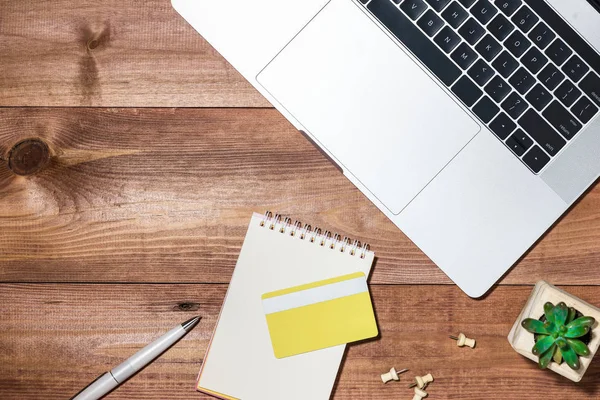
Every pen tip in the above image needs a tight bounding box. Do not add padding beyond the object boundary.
[182,316,201,332]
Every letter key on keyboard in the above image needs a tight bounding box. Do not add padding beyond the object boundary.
[367,0,461,86]
[363,0,600,174]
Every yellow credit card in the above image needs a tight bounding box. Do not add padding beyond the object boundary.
[262,272,378,359]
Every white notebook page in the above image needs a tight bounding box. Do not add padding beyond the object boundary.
[197,213,375,400]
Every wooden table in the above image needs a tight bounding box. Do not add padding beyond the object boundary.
[1,1,600,399]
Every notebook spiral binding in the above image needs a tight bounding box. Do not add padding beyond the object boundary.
[259,211,370,259]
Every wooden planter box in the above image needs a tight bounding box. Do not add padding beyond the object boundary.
[508,281,600,382]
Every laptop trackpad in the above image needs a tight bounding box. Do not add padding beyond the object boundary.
[257,0,480,214]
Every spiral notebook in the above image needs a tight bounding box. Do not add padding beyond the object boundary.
[197,212,375,400]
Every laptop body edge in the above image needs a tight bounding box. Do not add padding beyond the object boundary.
[172,0,600,298]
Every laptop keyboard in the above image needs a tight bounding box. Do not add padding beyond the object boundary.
[361,0,600,173]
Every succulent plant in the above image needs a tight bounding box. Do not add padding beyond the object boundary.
[522,302,596,370]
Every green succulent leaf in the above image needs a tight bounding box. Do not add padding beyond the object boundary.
[553,347,563,364]
[566,339,591,357]
[567,307,577,324]
[522,318,550,334]
[538,343,556,369]
[559,325,569,335]
[554,302,569,326]
[567,316,596,330]
[533,335,556,356]
[561,343,581,370]
[565,325,590,338]
[544,302,555,324]
[556,337,568,349]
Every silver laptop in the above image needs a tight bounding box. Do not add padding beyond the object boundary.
[173,0,600,297]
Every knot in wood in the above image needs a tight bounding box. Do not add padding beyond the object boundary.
[176,302,200,312]
[8,139,50,176]
[87,39,99,51]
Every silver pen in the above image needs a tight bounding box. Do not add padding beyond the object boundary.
[71,316,201,400]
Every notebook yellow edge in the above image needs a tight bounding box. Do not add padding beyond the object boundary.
[261,271,365,300]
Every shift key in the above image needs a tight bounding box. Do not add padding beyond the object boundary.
[518,109,566,156]
[580,72,600,106]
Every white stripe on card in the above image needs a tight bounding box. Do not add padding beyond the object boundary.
[262,276,367,315]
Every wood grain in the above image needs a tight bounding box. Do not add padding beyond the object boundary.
[0,0,269,107]
[3,0,600,398]
[1,108,600,285]
[1,284,599,400]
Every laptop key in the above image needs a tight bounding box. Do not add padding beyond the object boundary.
[572,97,599,124]
[501,92,528,119]
[562,55,589,83]
[418,10,445,37]
[523,145,550,173]
[512,129,534,149]
[495,0,521,16]
[526,0,600,73]
[521,47,548,74]
[579,72,600,107]
[401,0,429,20]
[555,80,582,108]
[542,101,582,140]
[518,109,566,156]
[525,84,552,111]
[545,39,572,66]
[451,43,478,69]
[458,0,477,8]
[473,96,500,122]
[471,0,498,25]
[435,27,462,53]
[538,64,565,91]
[452,76,483,106]
[490,112,517,139]
[508,67,535,95]
[511,6,538,33]
[425,0,452,12]
[506,132,530,156]
[476,34,502,61]
[488,14,514,41]
[468,59,494,86]
[492,51,519,78]
[528,22,555,50]
[442,2,469,28]
[505,30,531,58]
[485,76,511,102]
[367,0,462,86]
[459,18,486,45]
